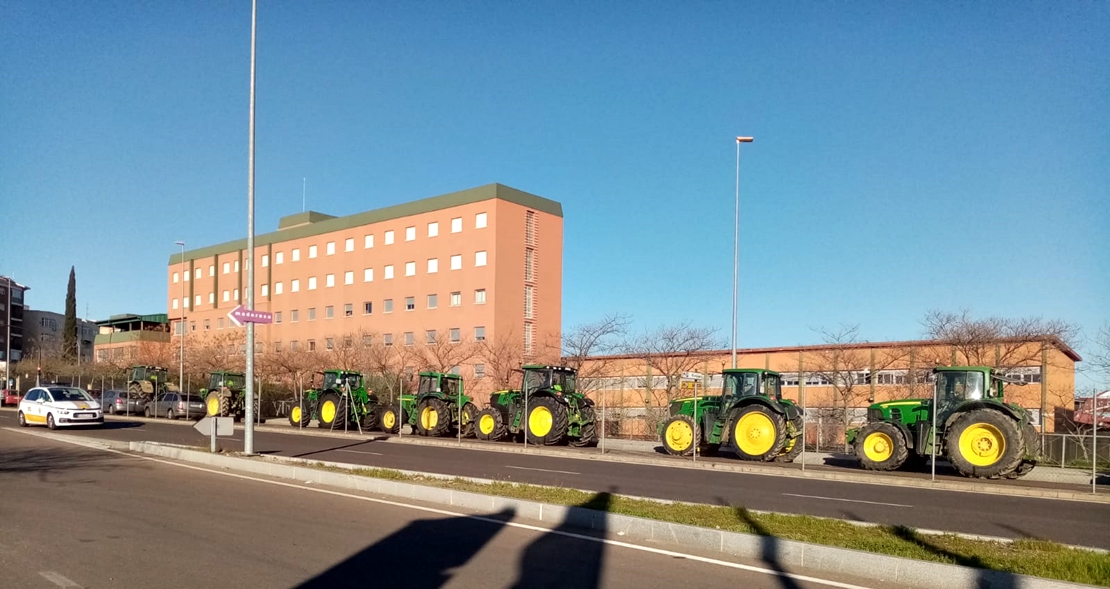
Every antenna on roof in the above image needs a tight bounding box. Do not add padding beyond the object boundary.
[302,177,306,212]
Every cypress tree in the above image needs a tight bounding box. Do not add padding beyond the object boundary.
[63,266,77,361]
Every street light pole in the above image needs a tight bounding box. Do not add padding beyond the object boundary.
[243,0,258,455]
[175,241,186,418]
[732,136,754,369]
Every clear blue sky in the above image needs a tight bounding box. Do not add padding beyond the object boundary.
[2,2,1107,384]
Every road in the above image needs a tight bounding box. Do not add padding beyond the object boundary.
[0,428,875,589]
[6,413,1106,550]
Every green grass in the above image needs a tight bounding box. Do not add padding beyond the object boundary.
[290,459,1110,586]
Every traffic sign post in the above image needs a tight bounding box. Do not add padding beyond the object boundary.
[194,415,234,453]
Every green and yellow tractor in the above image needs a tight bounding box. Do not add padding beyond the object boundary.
[126,365,178,401]
[379,372,478,437]
[202,371,248,421]
[475,365,598,447]
[847,366,1039,479]
[658,369,803,461]
[288,370,382,431]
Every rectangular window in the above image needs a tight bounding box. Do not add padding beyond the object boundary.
[218,317,225,329]
[209,264,216,276]
[344,271,354,285]
[223,262,230,274]
[345,237,354,252]
[405,261,416,276]
[450,254,462,270]
[384,230,394,245]
[223,290,230,302]
[474,364,485,378]
[292,248,300,261]
[344,303,353,317]
[262,254,269,267]
[291,309,299,322]
[364,234,374,248]
[525,285,534,319]
[275,282,283,295]
[525,323,534,355]
[428,222,438,237]
[308,308,316,321]
[275,311,282,324]
[476,212,487,228]
[364,268,374,282]
[195,268,201,279]
[174,320,184,335]
[194,295,201,306]
[326,338,335,350]
[291,279,300,292]
[427,258,438,273]
[209,292,215,303]
[309,245,318,258]
[405,296,415,311]
[427,294,437,309]
[450,292,461,307]
[325,306,334,319]
[405,226,416,241]
[384,333,393,346]
[290,340,298,350]
[183,270,189,282]
[173,272,179,284]
[525,249,534,281]
[384,299,393,313]
[475,289,486,304]
[475,251,487,267]
[203,319,210,331]
[308,340,316,352]
[234,289,240,300]
[451,217,462,233]
[475,326,486,341]
[384,265,394,279]
[261,284,269,297]
[326,242,335,255]
[235,260,240,272]
[276,252,284,264]
[426,329,436,344]
[183,297,190,308]
[308,276,317,290]
[362,334,372,346]
[363,302,373,315]
[326,274,335,288]
[172,298,179,310]
[404,332,414,346]
[450,328,460,343]
[273,341,282,352]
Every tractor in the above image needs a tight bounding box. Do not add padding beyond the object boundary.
[474,365,598,447]
[847,366,1039,479]
[379,372,478,437]
[658,369,803,462]
[127,365,178,401]
[201,371,247,421]
[288,370,382,431]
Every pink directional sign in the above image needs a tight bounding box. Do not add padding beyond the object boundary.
[228,305,273,327]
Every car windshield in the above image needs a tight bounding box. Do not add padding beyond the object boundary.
[49,388,94,402]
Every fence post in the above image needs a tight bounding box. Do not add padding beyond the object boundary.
[1061,435,1066,469]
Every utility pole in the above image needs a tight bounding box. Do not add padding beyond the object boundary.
[243,0,259,455]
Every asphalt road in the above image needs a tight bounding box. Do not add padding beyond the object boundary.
[5,413,1109,549]
[0,428,876,589]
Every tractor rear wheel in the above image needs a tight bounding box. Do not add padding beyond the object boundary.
[729,405,787,461]
[128,383,142,397]
[946,409,1024,479]
[459,402,479,438]
[660,414,699,456]
[475,407,506,441]
[1006,424,1039,479]
[569,404,598,448]
[775,415,806,463]
[526,397,568,445]
[379,404,405,434]
[289,400,312,427]
[416,398,452,437]
[317,392,348,430]
[854,422,908,471]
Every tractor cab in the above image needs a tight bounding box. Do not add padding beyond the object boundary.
[317,370,362,392]
[209,371,245,391]
[418,372,462,397]
[722,369,782,402]
[522,365,577,396]
[130,365,168,384]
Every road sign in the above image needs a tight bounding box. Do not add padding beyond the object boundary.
[194,415,234,437]
[227,305,273,327]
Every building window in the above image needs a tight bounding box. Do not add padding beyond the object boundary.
[384,230,394,245]
[476,212,487,229]
[209,264,216,276]
[404,332,414,346]
[365,234,374,248]
[326,274,335,288]
[524,323,534,355]
[308,277,317,290]
[276,252,284,264]
[427,258,438,274]
[275,311,282,323]
[273,341,282,352]
[326,338,335,350]
[474,364,485,378]
[475,251,487,267]
[405,261,416,277]
[292,248,300,262]
[204,319,210,331]
[325,306,334,319]
[362,334,372,346]
[223,290,230,302]
[450,292,461,307]
[231,289,238,301]
[363,302,372,315]
[384,333,393,346]
[174,320,184,335]
[475,326,486,341]
[405,296,415,311]
[345,237,354,252]
[426,330,436,344]
[261,284,269,297]
[326,241,335,255]
[450,254,462,270]
[525,249,534,281]
[290,340,299,351]
[428,222,438,237]
[450,328,460,343]
[194,295,201,307]
[195,268,201,279]
[173,272,179,284]
[172,298,179,310]
[308,340,316,352]
[218,318,225,329]
[275,282,283,295]
[384,265,394,279]
[308,308,316,321]
[184,297,191,308]
[344,303,353,317]
[427,294,437,309]
[291,309,299,322]
[291,279,300,292]
[309,245,318,258]
[451,217,462,233]
[405,226,416,241]
[235,260,240,272]
[223,262,230,274]
[262,254,269,267]
[184,270,190,282]
[344,271,354,285]
[525,285,534,319]
[384,299,393,313]
[475,289,486,304]
[364,268,373,282]
[209,292,215,303]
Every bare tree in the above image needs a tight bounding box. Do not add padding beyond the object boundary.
[562,313,630,395]
[922,309,1078,371]
[477,328,526,391]
[1092,322,1110,382]
[419,327,477,374]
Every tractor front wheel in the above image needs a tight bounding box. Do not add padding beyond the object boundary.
[854,422,909,471]
[475,407,506,441]
[317,392,347,430]
[379,404,405,434]
[525,397,568,445]
[569,404,598,448]
[660,414,699,456]
[459,402,479,438]
[729,405,786,461]
[206,391,230,417]
[946,409,1024,479]
[416,398,452,437]
[289,400,312,427]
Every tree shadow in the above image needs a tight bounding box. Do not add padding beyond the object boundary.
[291,440,380,459]
[293,507,516,589]
[733,506,805,589]
[510,491,612,589]
[78,421,143,430]
[891,526,1018,589]
[0,446,132,477]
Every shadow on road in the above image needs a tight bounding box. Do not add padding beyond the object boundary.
[510,491,611,589]
[82,421,144,431]
[292,439,380,459]
[0,446,130,476]
[733,506,804,589]
[892,526,1018,589]
[293,507,516,589]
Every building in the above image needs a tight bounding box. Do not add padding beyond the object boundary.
[165,184,563,388]
[23,310,98,364]
[93,313,172,365]
[1,276,29,387]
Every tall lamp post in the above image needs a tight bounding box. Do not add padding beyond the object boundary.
[175,241,186,418]
[731,136,754,369]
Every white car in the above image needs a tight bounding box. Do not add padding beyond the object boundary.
[18,386,104,429]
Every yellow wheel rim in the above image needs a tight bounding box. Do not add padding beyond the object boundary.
[383,410,395,429]
[959,422,1005,466]
[735,411,776,456]
[863,431,894,462]
[665,420,694,452]
[207,397,220,416]
[479,414,495,435]
[321,400,337,423]
[291,406,302,423]
[529,406,553,437]
[421,406,438,429]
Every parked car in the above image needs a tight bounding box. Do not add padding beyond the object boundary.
[145,393,206,420]
[2,389,22,407]
[18,386,103,429]
[101,390,147,415]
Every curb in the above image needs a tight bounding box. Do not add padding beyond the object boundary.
[124,440,1091,589]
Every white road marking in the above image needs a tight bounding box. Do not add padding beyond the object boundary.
[39,571,82,588]
[29,433,871,589]
[782,493,911,508]
[336,449,384,456]
[505,465,579,475]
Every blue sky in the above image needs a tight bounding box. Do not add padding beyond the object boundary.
[2,2,1107,384]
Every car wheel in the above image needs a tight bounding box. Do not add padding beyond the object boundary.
[144,406,152,418]
[167,409,176,420]
[17,411,27,427]
[47,414,57,430]
[108,405,117,415]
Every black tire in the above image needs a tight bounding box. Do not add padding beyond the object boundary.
[660,414,699,456]
[128,383,142,397]
[379,404,406,434]
[317,392,347,430]
[475,407,506,441]
[361,406,381,431]
[459,402,479,438]
[1006,423,1039,479]
[416,398,452,437]
[569,404,598,448]
[108,404,117,415]
[945,408,1025,479]
[144,406,152,418]
[775,415,806,463]
[854,422,909,471]
[728,404,787,461]
[17,411,27,427]
[289,399,312,427]
[525,396,568,445]
[47,413,57,430]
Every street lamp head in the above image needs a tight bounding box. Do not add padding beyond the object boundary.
[736,136,754,143]
[175,241,185,246]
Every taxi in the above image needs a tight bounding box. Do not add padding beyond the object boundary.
[18,386,104,429]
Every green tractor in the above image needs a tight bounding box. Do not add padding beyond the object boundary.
[127,365,178,400]
[379,372,478,437]
[201,371,247,420]
[658,369,803,462]
[847,366,1039,479]
[474,365,598,447]
[288,370,382,431]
